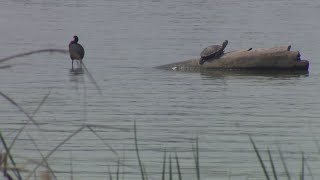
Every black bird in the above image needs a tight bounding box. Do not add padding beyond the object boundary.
[69,35,85,69]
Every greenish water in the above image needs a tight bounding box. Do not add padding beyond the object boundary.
[0,0,320,179]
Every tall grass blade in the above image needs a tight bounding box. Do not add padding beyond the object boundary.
[122,150,126,180]
[175,152,182,180]
[161,149,166,180]
[25,126,85,180]
[305,158,314,180]
[0,132,22,180]
[134,121,145,180]
[0,91,39,128]
[27,134,57,180]
[3,152,8,178]
[196,137,200,180]
[0,151,2,167]
[9,91,51,153]
[116,159,120,180]
[300,152,304,180]
[267,148,277,180]
[0,49,68,64]
[249,135,270,180]
[192,136,200,180]
[86,124,130,132]
[169,155,172,180]
[86,125,118,156]
[277,146,291,180]
[70,151,74,180]
[108,167,113,180]
[3,154,15,180]
[142,164,149,180]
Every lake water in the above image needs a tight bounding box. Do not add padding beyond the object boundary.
[0,0,320,179]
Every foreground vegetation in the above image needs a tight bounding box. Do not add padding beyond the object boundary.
[0,119,313,180]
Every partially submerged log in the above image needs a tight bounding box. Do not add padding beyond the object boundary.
[155,46,309,72]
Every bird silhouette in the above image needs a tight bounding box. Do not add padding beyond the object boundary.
[287,45,291,51]
[69,35,85,69]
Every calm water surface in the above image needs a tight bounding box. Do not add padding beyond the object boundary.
[0,0,320,179]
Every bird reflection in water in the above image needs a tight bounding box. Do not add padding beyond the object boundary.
[70,68,84,75]
[69,67,85,91]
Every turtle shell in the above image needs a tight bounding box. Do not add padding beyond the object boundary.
[200,45,222,58]
[200,40,228,59]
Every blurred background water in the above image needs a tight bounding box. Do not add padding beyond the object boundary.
[0,0,320,179]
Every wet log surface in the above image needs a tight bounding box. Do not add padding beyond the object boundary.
[155,47,309,72]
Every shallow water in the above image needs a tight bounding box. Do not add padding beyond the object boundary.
[0,0,320,179]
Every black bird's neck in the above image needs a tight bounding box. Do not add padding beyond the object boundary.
[73,36,79,44]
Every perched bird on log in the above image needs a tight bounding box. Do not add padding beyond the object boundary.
[287,45,291,51]
[69,35,85,69]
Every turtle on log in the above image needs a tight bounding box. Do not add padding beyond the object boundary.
[199,40,228,65]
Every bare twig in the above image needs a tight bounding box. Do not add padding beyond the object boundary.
[9,90,51,152]
[86,125,118,156]
[0,132,22,180]
[0,49,68,64]
[86,124,130,132]
[0,91,39,128]
[27,134,57,180]
[25,126,85,180]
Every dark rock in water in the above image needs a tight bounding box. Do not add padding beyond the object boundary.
[155,46,309,73]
